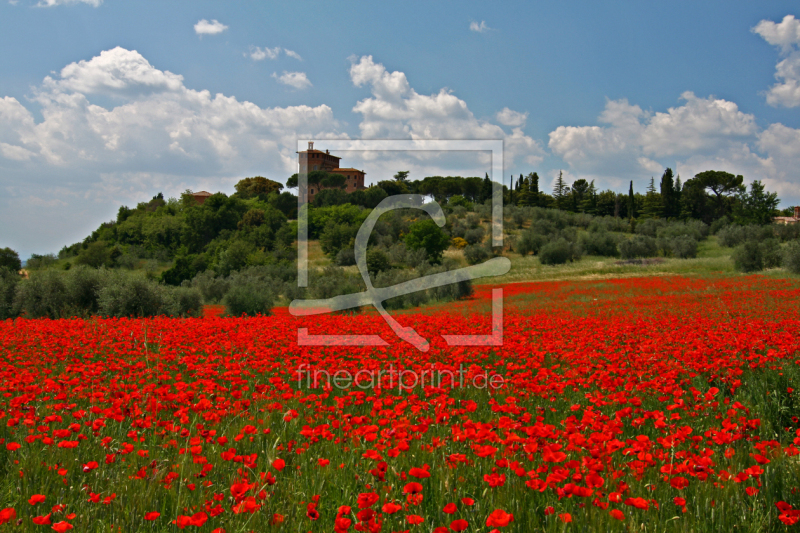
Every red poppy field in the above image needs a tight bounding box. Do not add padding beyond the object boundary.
[2,275,800,532]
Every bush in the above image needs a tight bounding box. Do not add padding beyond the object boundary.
[223,282,275,317]
[97,273,167,317]
[580,231,619,257]
[464,226,485,245]
[13,270,70,318]
[717,225,746,248]
[635,218,665,237]
[784,240,800,274]
[464,244,490,265]
[732,241,763,272]
[65,265,103,314]
[320,221,357,258]
[539,238,581,265]
[366,249,391,274]
[619,235,658,259]
[335,248,357,266]
[515,231,548,256]
[191,270,231,303]
[669,235,698,259]
[0,248,21,271]
[165,286,203,317]
[761,238,782,269]
[0,267,19,319]
[404,219,450,264]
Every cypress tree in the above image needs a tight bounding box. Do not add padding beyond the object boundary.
[628,181,635,220]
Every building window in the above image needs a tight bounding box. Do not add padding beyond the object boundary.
[313,165,318,171]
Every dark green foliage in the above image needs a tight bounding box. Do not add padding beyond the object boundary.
[775,223,800,242]
[404,219,451,264]
[515,231,548,256]
[335,248,357,266]
[313,189,350,207]
[464,226,485,245]
[464,244,491,265]
[65,265,103,314]
[320,222,357,258]
[366,249,390,274]
[784,241,800,274]
[717,225,775,248]
[25,253,58,270]
[761,238,783,269]
[75,242,117,268]
[271,191,298,219]
[539,238,581,265]
[13,270,70,318]
[732,241,764,272]
[669,235,698,259]
[190,271,231,303]
[580,231,619,257]
[223,281,274,317]
[635,218,665,237]
[97,272,168,317]
[234,176,283,199]
[0,267,19,319]
[619,235,658,259]
[161,254,204,285]
[733,180,780,226]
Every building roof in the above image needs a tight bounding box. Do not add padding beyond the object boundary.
[192,191,212,197]
[774,216,799,222]
[332,168,365,173]
[297,149,341,158]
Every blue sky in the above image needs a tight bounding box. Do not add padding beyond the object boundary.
[1,0,799,258]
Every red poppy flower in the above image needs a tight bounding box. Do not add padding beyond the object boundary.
[443,503,457,514]
[52,522,73,533]
[486,509,514,527]
[144,512,160,521]
[450,519,469,531]
[610,509,625,520]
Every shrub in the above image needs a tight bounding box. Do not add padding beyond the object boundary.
[515,231,548,256]
[366,249,391,274]
[223,282,275,317]
[97,273,166,317]
[732,241,763,272]
[451,237,468,249]
[335,248,357,266]
[539,238,581,265]
[191,270,230,303]
[320,221,357,258]
[619,235,658,259]
[669,236,698,259]
[0,247,21,271]
[784,240,800,274]
[65,265,103,314]
[464,226,485,245]
[404,219,450,264]
[165,286,203,317]
[761,238,782,269]
[464,244,490,265]
[635,218,665,237]
[13,270,70,318]
[0,267,19,319]
[580,231,619,257]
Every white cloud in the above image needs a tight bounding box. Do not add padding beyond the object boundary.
[753,15,800,107]
[0,47,345,254]
[284,49,303,61]
[348,55,544,167]
[495,107,528,127]
[250,46,280,61]
[470,21,490,33]
[36,0,101,6]
[549,93,758,178]
[248,47,303,62]
[547,92,800,205]
[194,19,228,36]
[753,15,800,54]
[272,71,312,90]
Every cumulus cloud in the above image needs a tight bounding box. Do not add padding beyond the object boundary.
[496,107,528,127]
[348,55,544,167]
[753,15,800,107]
[470,21,490,33]
[194,19,228,36]
[272,71,312,90]
[0,47,345,254]
[548,93,800,205]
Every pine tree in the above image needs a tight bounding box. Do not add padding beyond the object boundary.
[627,181,635,220]
[528,172,540,207]
[660,168,676,218]
[553,171,568,210]
[641,177,662,219]
[580,180,597,214]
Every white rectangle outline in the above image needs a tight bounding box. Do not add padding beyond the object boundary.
[295,139,504,348]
